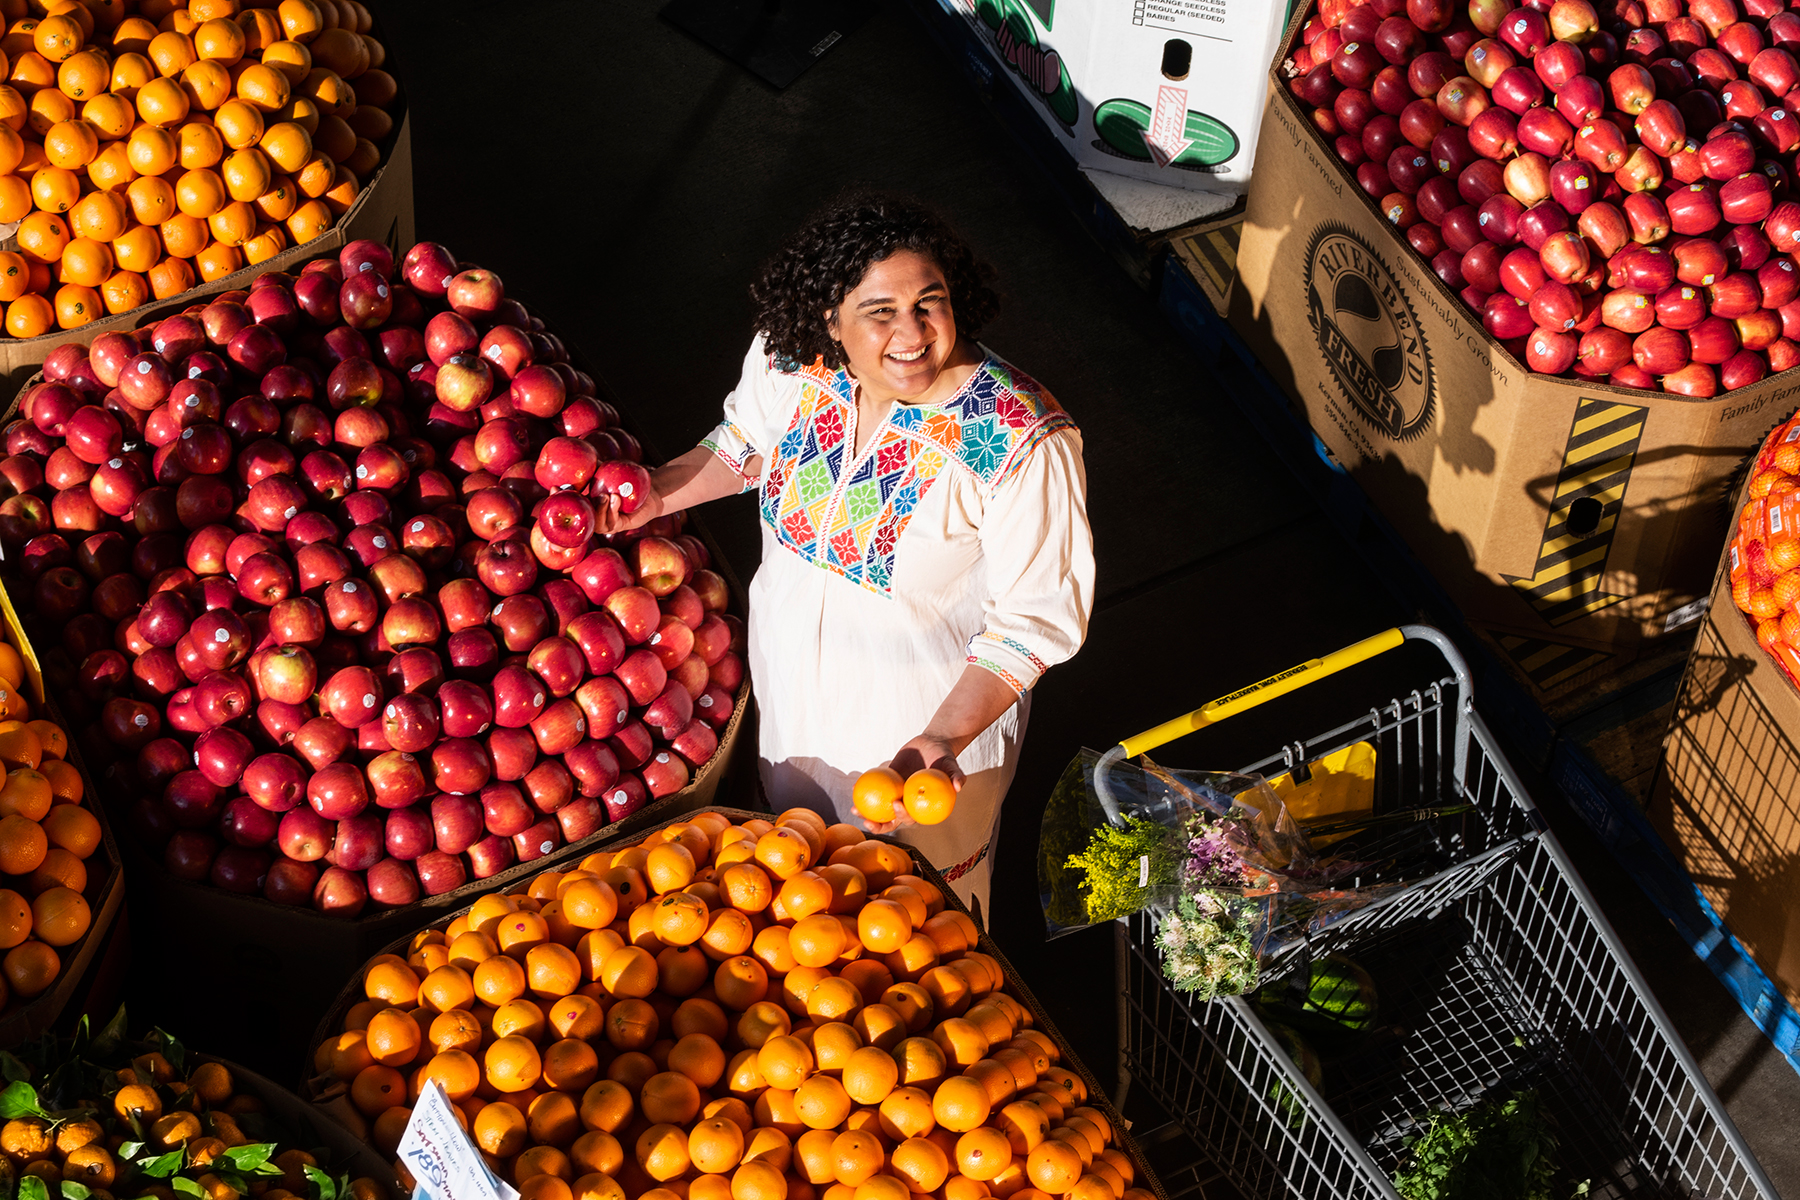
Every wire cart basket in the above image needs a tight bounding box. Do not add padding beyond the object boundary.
[1105,625,1778,1200]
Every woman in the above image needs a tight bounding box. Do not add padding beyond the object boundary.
[605,192,1094,919]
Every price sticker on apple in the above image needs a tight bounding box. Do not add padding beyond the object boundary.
[397,1081,518,1200]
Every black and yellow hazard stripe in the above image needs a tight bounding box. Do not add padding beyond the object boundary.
[1501,397,1649,626]
[1173,222,1241,313]
[1492,633,1615,691]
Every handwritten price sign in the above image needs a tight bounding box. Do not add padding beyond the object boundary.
[396,1081,520,1200]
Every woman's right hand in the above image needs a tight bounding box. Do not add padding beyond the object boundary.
[593,484,665,537]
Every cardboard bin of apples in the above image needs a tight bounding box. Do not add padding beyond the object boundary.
[0,234,750,934]
[1286,0,1800,393]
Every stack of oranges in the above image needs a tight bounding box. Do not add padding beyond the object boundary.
[0,0,399,339]
[0,634,103,1007]
[311,810,1155,1200]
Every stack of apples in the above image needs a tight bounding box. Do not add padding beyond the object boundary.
[1287,0,1800,394]
[0,237,744,917]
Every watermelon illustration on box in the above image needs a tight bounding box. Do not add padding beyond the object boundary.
[939,0,1297,192]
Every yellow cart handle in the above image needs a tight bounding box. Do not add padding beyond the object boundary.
[1120,628,1406,757]
[1093,624,1473,826]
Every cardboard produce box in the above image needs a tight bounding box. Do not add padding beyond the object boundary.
[1227,52,1800,661]
[929,0,1294,192]
[0,112,414,397]
[1653,458,1800,1010]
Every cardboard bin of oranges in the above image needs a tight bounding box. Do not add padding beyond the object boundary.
[0,567,121,1044]
[301,806,1168,1200]
[0,0,414,385]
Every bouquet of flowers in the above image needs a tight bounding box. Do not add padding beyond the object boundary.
[1040,748,1462,1001]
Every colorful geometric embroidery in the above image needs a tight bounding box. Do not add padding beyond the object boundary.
[700,421,760,490]
[967,655,1025,695]
[941,838,992,884]
[974,631,1047,674]
[758,353,1075,598]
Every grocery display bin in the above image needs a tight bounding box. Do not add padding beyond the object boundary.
[1101,625,1777,1200]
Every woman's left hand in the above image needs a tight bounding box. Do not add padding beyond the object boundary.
[862,736,964,834]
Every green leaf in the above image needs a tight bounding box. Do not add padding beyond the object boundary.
[148,1030,185,1075]
[0,1053,30,1085]
[303,1165,337,1200]
[170,1178,205,1199]
[61,1182,91,1200]
[220,1145,275,1172]
[215,1170,250,1196]
[18,1177,46,1200]
[90,1007,128,1061]
[116,1142,143,1162]
[0,1083,47,1121]
[139,1150,185,1179]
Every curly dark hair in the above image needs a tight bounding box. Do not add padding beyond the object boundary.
[750,191,1000,371]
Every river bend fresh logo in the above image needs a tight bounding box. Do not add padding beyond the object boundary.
[1304,223,1435,440]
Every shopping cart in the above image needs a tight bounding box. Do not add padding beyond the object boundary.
[1103,625,1777,1200]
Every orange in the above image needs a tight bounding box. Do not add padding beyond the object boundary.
[147,30,195,76]
[649,892,709,947]
[714,954,770,1011]
[1025,1142,1082,1195]
[491,997,548,1041]
[701,907,755,960]
[606,997,658,1050]
[0,890,29,950]
[301,66,353,115]
[417,1050,481,1103]
[563,879,620,930]
[852,767,903,825]
[59,235,110,286]
[29,167,79,215]
[932,1077,991,1133]
[80,93,135,142]
[276,0,323,43]
[805,976,862,1024]
[146,253,193,300]
[28,847,85,896]
[28,90,77,140]
[599,945,657,998]
[690,1118,746,1176]
[364,1008,421,1068]
[516,1147,573,1183]
[578,1080,633,1134]
[793,1075,851,1130]
[933,1019,989,1069]
[901,769,956,825]
[0,252,24,301]
[890,1139,950,1193]
[0,769,50,821]
[878,1086,936,1142]
[3,294,52,338]
[527,943,582,999]
[43,117,95,167]
[110,52,155,95]
[574,930,626,982]
[668,1032,726,1088]
[641,1071,702,1125]
[71,188,127,239]
[220,143,269,201]
[528,1091,584,1147]
[135,75,188,126]
[447,930,497,971]
[58,50,110,103]
[674,997,731,1041]
[175,165,224,217]
[180,59,231,109]
[236,7,283,52]
[856,900,912,955]
[473,953,526,1006]
[427,1011,480,1056]
[829,1131,883,1187]
[178,119,223,169]
[474,1101,528,1158]
[757,1034,813,1091]
[570,1130,625,1177]
[193,17,244,63]
[33,15,82,63]
[736,999,791,1049]
[788,915,847,970]
[720,862,774,913]
[817,864,869,915]
[484,1035,542,1094]
[755,828,812,880]
[644,841,696,894]
[417,964,474,1014]
[0,814,46,876]
[348,1063,405,1117]
[214,97,262,148]
[842,1045,899,1106]
[811,1021,861,1073]
[955,1129,1012,1184]
[24,870,88,933]
[11,53,56,96]
[731,1161,787,1200]
[126,123,177,174]
[636,1123,691,1183]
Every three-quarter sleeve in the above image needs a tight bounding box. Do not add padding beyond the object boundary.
[965,427,1095,694]
[701,335,796,492]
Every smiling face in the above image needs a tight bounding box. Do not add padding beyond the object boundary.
[827,250,969,404]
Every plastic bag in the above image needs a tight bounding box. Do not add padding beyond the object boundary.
[1039,749,1406,1000]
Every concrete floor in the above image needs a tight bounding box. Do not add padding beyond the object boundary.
[376,0,1800,1193]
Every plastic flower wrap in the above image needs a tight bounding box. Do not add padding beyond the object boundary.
[1040,748,1460,999]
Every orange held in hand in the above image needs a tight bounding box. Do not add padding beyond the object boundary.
[851,767,903,824]
[903,768,957,825]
